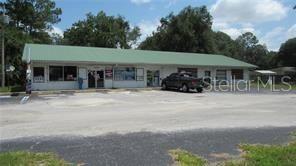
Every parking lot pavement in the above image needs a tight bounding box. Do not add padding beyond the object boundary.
[1,127,295,166]
[1,90,296,140]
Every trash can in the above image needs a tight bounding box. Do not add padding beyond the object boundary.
[78,77,83,89]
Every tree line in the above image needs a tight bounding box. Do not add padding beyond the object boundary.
[1,0,295,86]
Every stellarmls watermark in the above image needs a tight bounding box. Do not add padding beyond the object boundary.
[202,76,294,92]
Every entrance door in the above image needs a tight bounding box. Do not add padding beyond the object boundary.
[88,70,96,88]
[88,70,104,88]
[147,70,160,87]
[96,70,104,88]
[204,71,211,84]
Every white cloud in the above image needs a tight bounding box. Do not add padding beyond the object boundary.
[213,21,255,39]
[287,24,296,39]
[211,0,288,23]
[260,24,296,51]
[165,0,178,8]
[130,0,151,5]
[47,26,64,37]
[211,0,290,51]
[138,19,160,41]
[260,27,285,51]
[129,19,160,48]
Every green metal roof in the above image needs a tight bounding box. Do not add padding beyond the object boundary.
[22,44,256,68]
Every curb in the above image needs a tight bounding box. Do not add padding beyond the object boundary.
[0,88,161,96]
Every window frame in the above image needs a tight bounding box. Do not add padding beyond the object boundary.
[231,69,244,80]
[136,68,144,81]
[64,66,78,81]
[178,68,198,78]
[33,67,45,83]
[114,67,136,81]
[216,69,227,80]
[204,71,211,77]
[49,65,78,82]
[49,66,64,82]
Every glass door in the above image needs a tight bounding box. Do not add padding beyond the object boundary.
[96,70,104,88]
[147,70,160,87]
[88,70,96,88]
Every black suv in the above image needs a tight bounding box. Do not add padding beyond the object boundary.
[161,72,204,93]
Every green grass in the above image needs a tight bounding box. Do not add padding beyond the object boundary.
[169,149,207,166]
[170,141,296,166]
[0,86,25,93]
[0,151,71,166]
[0,87,11,92]
[225,142,296,166]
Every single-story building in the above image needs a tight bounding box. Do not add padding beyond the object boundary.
[250,70,277,84]
[22,44,256,90]
[270,67,296,76]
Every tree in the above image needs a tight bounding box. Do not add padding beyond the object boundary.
[1,0,62,86]
[277,38,296,67]
[212,31,241,59]
[139,6,214,53]
[235,32,259,49]
[5,0,62,34]
[63,11,140,49]
[235,32,271,68]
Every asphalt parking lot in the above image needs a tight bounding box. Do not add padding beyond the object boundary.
[1,90,296,140]
[1,127,295,165]
[1,90,296,165]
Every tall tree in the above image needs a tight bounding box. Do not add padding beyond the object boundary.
[212,31,241,59]
[63,11,140,49]
[139,6,214,53]
[1,0,62,86]
[5,0,62,34]
[235,32,271,68]
[277,38,296,67]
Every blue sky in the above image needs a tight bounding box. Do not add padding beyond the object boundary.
[27,0,296,50]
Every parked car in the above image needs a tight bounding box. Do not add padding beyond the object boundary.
[161,72,204,93]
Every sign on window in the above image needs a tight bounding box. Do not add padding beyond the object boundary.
[105,67,113,80]
[136,68,144,81]
[78,68,87,80]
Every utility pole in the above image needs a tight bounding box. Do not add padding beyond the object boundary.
[1,5,8,88]
[1,16,4,88]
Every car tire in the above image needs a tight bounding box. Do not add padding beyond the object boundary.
[162,83,167,90]
[181,84,189,92]
[196,87,203,93]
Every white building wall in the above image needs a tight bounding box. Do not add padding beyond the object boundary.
[197,68,205,78]
[244,69,250,80]
[30,62,251,90]
[160,66,177,79]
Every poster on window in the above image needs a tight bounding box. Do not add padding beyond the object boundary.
[105,67,113,79]
[136,68,144,81]
[78,68,87,80]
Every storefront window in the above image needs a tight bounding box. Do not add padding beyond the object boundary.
[136,68,144,81]
[33,67,45,83]
[216,70,227,80]
[231,69,244,80]
[114,67,135,80]
[178,68,198,77]
[49,66,63,81]
[64,66,77,81]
